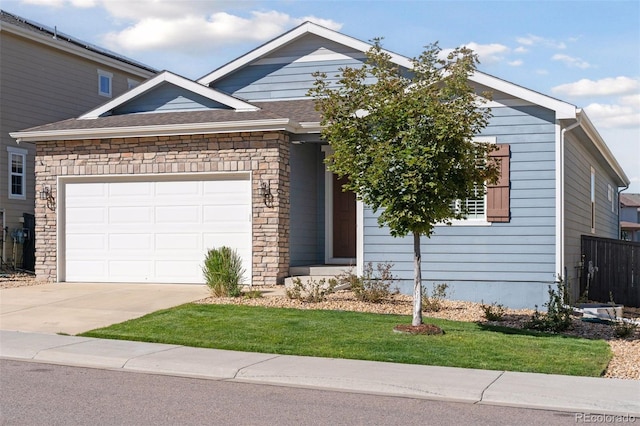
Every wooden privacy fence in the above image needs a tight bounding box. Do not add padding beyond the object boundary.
[580,235,640,308]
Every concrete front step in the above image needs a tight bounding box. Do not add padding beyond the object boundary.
[289,265,353,277]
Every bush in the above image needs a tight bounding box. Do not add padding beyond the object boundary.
[338,262,396,303]
[286,277,337,302]
[525,277,572,333]
[202,247,245,297]
[422,283,449,312]
[481,302,506,321]
[613,321,637,339]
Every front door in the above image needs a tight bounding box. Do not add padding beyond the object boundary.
[332,175,356,258]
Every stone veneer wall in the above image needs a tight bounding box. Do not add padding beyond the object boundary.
[34,131,290,286]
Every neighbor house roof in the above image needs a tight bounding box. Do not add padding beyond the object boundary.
[620,193,640,207]
[0,9,157,77]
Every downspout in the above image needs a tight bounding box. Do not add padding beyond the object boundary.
[559,114,582,287]
[1,209,5,267]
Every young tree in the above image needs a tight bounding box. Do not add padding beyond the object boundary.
[309,41,500,327]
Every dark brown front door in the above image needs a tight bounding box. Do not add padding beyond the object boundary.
[333,175,356,258]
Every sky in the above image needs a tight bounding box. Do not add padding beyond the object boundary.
[3,0,639,192]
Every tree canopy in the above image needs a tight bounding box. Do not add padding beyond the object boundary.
[309,40,501,326]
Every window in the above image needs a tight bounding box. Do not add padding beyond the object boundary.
[98,69,113,97]
[7,146,27,200]
[127,78,139,90]
[451,185,486,221]
[445,141,510,225]
[607,184,615,213]
[590,167,596,233]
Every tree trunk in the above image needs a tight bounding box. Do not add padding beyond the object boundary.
[412,231,423,326]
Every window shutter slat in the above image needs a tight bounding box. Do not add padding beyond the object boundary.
[487,144,510,222]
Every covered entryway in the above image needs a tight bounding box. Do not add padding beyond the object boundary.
[60,173,251,284]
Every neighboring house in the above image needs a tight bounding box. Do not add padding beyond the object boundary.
[0,10,157,270]
[11,22,629,308]
[620,193,640,241]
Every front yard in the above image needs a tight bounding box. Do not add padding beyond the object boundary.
[81,302,612,377]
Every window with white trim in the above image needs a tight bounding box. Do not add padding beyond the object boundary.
[450,184,486,221]
[7,146,27,200]
[98,69,113,97]
[127,78,139,90]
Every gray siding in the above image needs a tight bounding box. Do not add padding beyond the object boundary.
[0,26,155,268]
[564,131,622,301]
[113,83,230,114]
[212,34,368,101]
[363,104,558,309]
[289,143,324,266]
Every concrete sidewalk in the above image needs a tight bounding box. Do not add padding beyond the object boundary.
[1,330,638,416]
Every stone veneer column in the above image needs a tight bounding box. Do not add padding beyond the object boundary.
[34,131,291,286]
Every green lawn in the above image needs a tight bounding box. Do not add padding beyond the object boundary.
[81,304,611,377]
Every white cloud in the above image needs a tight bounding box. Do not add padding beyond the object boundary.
[103,11,300,52]
[508,60,523,66]
[552,53,591,69]
[20,0,342,53]
[552,77,640,97]
[514,46,527,54]
[442,42,508,65]
[584,103,640,128]
[516,34,566,49]
[22,0,96,6]
[620,93,640,107]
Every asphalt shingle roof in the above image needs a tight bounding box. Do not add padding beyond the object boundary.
[19,99,321,134]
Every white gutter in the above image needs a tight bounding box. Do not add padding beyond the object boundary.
[10,119,305,142]
[576,109,629,186]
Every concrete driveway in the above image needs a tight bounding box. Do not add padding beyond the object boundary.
[0,283,209,335]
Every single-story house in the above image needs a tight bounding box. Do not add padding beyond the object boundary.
[11,22,629,308]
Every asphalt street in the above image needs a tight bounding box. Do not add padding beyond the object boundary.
[0,359,583,426]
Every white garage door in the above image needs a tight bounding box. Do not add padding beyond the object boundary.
[63,175,251,284]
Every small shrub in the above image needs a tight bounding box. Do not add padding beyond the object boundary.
[243,289,263,299]
[340,262,396,303]
[202,246,244,297]
[525,277,572,333]
[422,283,449,312]
[481,302,506,321]
[286,277,336,303]
[613,321,637,339]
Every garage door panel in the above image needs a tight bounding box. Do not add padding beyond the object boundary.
[156,260,202,282]
[203,205,250,222]
[155,233,201,250]
[155,205,200,223]
[155,180,200,195]
[204,180,248,193]
[66,183,107,200]
[66,234,106,250]
[66,207,107,225]
[109,206,153,223]
[64,176,251,284]
[109,182,153,197]
[109,234,152,250]
[108,260,153,280]
[66,260,107,281]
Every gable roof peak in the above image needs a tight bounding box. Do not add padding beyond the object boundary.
[197,21,413,86]
[80,70,259,119]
